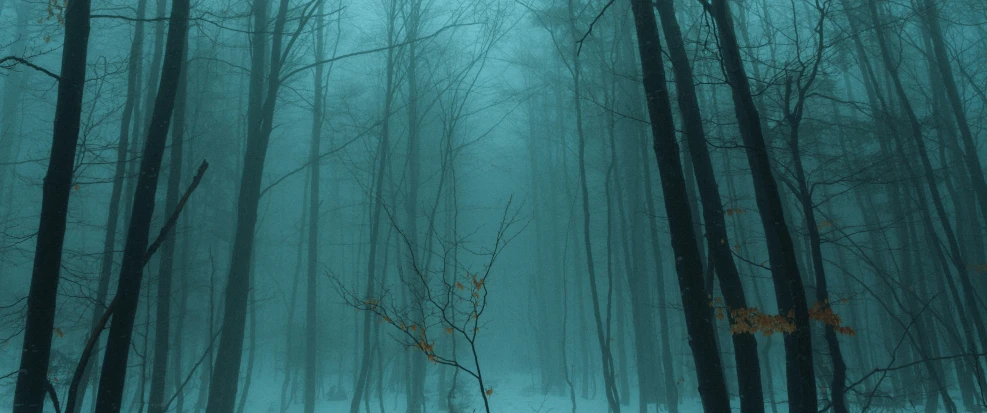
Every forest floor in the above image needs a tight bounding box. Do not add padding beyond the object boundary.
[0,370,705,412]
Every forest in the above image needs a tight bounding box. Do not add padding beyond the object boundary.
[0,0,985,411]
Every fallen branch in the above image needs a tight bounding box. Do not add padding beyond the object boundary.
[63,297,117,413]
[144,159,209,263]
[62,159,209,413]
[44,379,62,413]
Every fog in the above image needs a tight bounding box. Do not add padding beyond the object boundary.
[1,0,986,412]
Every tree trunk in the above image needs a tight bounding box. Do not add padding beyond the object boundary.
[919,0,987,232]
[652,0,765,410]
[205,0,294,411]
[568,1,620,410]
[349,2,398,411]
[305,3,326,410]
[148,25,189,413]
[627,0,731,410]
[0,0,29,204]
[93,0,190,409]
[705,0,818,410]
[404,1,426,411]
[12,0,93,410]
[74,1,147,411]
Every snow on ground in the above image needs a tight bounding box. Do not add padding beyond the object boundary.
[236,372,704,413]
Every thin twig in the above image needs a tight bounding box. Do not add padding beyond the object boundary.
[575,0,614,56]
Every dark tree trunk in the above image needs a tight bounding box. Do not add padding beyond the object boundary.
[705,0,818,410]
[652,0,765,410]
[93,0,190,410]
[74,1,147,411]
[11,0,93,410]
[627,0,731,411]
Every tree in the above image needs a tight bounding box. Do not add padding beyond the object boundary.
[703,0,818,410]
[148,17,190,413]
[11,0,94,410]
[305,2,328,411]
[92,0,191,409]
[775,2,847,410]
[337,200,525,413]
[627,0,731,410]
[651,0,765,410]
[205,1,323,412]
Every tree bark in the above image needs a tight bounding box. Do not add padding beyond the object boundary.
[12,0,93,410]
[568,1,620,410]
[74,1,148,411]
[93,0,190,409]
[652,0,765,410]
[627,0,731,410]
[704,0,818,410]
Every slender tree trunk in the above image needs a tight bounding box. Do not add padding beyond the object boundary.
[919,0,987,230]
[172,212,190,413]
[93,0,190,409]
[148,26,189,413]
[235,285,257,413]
[706,0,818,410]
[206,0,296,410]
[350,2,398,411]
[73,2,147,411]
[12,0,93,410]
[404,1,426,410]
[281,175,308,411]
[628,0,730,410]
[568,1,620,409]
[653,0,765,410]
[305,4,326,410]
[124,0,168,227]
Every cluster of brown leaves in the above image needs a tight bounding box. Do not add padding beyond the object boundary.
[809,300,857,336]
[710,297,856,337]
[723,207,748,216]
[723,307,797,336]
[816,219,837,230]
[970,263,987,273]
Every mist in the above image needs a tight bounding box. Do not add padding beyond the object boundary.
[1,0,986,412]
